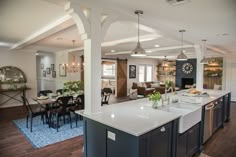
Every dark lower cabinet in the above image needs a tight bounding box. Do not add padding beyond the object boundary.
[150,122,173,157]
[84,118,178,157]
[176,123,200,157]
[213,99,223,132]
[223,93,231,122]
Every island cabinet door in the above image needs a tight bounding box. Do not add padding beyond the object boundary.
[176,123,200,157]
[223,93,231,122]
[186,123,200,157]
[149,122,173,157]
[213,99,223,132]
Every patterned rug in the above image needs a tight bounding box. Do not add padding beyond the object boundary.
[13,116,83,148]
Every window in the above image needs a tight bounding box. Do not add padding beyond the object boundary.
[146,65,153,82]
[138,65,145,82]
[103,64,116,77]
[138,65,153,82]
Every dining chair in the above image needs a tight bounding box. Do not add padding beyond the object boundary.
[69,95,84,127]
[56,89,63,95]
[49,96,73,132]
[21,96,46,132]
[101,88,112,106]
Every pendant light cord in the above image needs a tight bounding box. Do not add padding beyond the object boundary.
[181,31,183,53]
[138,12,140,43]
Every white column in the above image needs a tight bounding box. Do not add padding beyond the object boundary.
[84,8,102,115]
[195,45,204,91]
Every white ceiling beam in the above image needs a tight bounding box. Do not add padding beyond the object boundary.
[57,47,84,53]
[206,46,228,55]
[101,34,161,47]
[11,15,74,50]
[104,44,194,55]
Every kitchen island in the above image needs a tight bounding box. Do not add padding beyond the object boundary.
[76,90,231,157]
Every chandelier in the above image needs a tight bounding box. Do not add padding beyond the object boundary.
[62,40,84,73]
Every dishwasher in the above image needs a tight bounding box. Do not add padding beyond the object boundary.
[203,102,215,143]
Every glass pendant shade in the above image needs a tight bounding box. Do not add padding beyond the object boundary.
[176,30,187,61]
[131,10,146,57]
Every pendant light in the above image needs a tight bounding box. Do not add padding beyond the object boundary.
[131,10,146,57]
[177,30,188,61]
[200,39,209,64]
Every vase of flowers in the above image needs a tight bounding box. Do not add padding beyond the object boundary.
[148,91,162,109]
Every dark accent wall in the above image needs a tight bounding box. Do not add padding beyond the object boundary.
[176,59,197,88]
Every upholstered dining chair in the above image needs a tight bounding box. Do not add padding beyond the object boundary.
[101,88,112,106]
[21,96,46,132]
[49,96,73,132]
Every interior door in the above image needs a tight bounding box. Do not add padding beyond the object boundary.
[116,59,127,97]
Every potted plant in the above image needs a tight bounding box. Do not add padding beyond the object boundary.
[148,91,162,109]
[63,81,83,96]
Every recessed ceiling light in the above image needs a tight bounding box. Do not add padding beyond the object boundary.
[111,50,116,52]
[36,53,39,56]
[154,44,160,48]
[146,50,152,53]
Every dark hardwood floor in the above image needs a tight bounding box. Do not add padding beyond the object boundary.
[204,103,236,157]
[0,101,235,157]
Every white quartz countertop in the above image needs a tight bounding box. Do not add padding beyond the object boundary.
[76,89,230,136]
[177,89,230,107]
[77,99,181,136]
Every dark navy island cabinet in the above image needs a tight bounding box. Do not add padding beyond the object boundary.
[176,123,200,157]
[223,93,231,122]
[83,118,178,157]
[213,99,223,132]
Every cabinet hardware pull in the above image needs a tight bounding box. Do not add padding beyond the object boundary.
[160,127,166,132]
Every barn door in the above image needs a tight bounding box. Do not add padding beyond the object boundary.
[116,59,127,97]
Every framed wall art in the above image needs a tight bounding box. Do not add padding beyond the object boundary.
[43,71,46,77]
[129,65,136,79]
[46,68,51,74]
[52,71,56,78]
[59,64,66,77]
[51,64,55,70]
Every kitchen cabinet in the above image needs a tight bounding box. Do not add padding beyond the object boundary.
[150,122,173,157]
[176,123,200,157]
[223,93,231,122]
[83,118,177,157]
[213,99,223,132]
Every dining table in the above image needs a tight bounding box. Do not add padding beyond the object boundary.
[32,94,84,128]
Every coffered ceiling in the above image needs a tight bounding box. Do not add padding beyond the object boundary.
[0,0,235,59]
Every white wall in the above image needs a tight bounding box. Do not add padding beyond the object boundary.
[55,51,83,90]
[36,52,57,93]
[0,47,37,107]
[36,51,84,93]
[224,54,236,101]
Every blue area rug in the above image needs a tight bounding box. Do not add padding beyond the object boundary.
[13,116,83,148]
